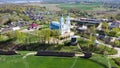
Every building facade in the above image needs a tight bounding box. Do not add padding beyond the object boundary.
[50,15,71,34]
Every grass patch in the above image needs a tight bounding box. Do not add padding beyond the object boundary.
[77,38,117,55]
[90,54,119,68]
[0,55,104,68]
[113,58,120,66]
[0,51,119,68]
[58,3,105,11]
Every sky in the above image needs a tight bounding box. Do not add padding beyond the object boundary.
[0,0,119,2]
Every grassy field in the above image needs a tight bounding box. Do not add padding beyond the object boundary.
[58,3,109,11]
[0,51,119,68]
[25,3,109,11]
[0,55,103,68]
[25,3,61,11]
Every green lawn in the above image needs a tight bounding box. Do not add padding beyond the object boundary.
[0,51,120,68]
[90,54,119,68]
[0,55,103,68]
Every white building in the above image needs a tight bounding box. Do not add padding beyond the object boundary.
[50,15,71,34]
[12,26,20,31]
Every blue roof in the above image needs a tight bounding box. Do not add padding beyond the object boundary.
[50,21,61,30]
[51,21,60,26]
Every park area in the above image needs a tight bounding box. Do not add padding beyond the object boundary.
[0,51,119,68]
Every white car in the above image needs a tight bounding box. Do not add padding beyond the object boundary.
[118,36,120,40]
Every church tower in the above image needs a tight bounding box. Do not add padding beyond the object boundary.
[66,14,71,32]
[60,15,64,26]
[59,15,65,34]
[66,14,70,25]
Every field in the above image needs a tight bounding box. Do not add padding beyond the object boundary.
[0,56,103,68]
[18,3,116,14]
[0,51,119,68]
[58,3,110,11]
[23,3,109,11]
[24,3,61,11]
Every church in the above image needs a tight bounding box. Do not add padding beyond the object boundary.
[50,15,71,34]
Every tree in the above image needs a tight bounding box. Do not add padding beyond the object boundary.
[14,31,27,44]
[102,22,109,35]
[37,29,51,44]
[90,35,96,42]
[112,28,120,36]
[90,25,96,34]
[50,30,60,44]
[9,14,20,22]
[88,25,96,42]
[114,40,120,47]
[0,16,9,25]
[19,14,30,21]
[115,13,120,20]
[34,20,41,24]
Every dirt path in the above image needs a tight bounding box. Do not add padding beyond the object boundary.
[70,57,78,68]
[22,52,37,59]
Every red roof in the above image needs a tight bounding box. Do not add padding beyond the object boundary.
[30,23,38,27]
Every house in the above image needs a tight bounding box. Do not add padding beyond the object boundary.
[109,21,120,29]
[97,30,106,39]
[77,25,88,34]
[28,23,39,30]
[12,26,20,31]
[110,37,117,43]
[78,25,87,30]
[102,19,109,22]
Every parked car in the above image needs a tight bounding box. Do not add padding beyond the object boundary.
[118,36,120,41]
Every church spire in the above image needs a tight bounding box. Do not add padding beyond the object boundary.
[60,14,64,25]
[66,13,70,25]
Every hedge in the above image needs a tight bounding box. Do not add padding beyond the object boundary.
[36,51,75,57]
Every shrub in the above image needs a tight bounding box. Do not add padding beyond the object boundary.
[94,45,117,55]
[36,51,75,57]
[0,50,17,55]
[64,40,71,46]
[113,58,120,66]
[108,31,117,37]
[82,52,92,58]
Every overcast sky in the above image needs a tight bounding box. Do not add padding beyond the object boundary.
[0,0,119,2]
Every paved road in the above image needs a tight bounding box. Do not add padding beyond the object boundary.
[100,42,120,58]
